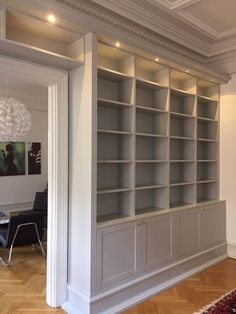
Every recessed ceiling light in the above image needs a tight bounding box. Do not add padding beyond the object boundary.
[115,42,120,48]
[48,14,56,24]
[155,57,159,62]
[186,69,189,73]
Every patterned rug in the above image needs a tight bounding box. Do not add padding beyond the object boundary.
[194,289,236,314]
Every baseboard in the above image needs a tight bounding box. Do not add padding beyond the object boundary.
[0,201,33,213]
[227,242,236,259]
[62,244,227,314]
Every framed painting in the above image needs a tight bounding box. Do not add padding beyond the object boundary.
[0,142,25,176]
[28,142,41,175]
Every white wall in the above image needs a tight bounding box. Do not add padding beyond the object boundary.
[0,82,48,210]
[220,74,236,257]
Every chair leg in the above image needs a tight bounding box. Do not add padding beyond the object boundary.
[34,224,46,258]
[0,247,13,267]
[0,256,9,267]
[0,222,46,266]
[8,245,13,264]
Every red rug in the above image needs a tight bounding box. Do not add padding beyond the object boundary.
[194,289,236,314]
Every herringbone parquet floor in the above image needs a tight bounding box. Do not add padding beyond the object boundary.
[0,246,65,314]
[124,258,236,314]
[0,248,235,314]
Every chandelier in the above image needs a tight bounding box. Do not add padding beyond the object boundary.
[0,97,32,141]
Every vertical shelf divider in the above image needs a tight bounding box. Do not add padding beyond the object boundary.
[193,87,197,204]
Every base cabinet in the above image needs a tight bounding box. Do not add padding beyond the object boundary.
[96,222,136,289]
[173,202,226,259]
[136,214,172,273]
[172,208,200,258]
[96,201,226,291]
[200,202,226,248]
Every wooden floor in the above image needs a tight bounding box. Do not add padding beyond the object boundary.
[0,246,65,314]
[124,258,236,314]
[0,251,235,314]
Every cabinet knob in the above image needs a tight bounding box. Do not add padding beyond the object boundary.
[136,221,141,226]
[143,220,147,224]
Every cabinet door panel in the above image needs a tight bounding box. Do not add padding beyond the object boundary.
[96,222,136,289]
[200,202,226,248]
[173,208,200,258]
[145,215,172,270]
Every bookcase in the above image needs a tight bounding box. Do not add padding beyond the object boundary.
[68,33,226,314]
[96,42,219,223]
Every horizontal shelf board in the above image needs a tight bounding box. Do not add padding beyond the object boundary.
[197,95,218,102]
[197,160,217,163]
[197,116,218,122]
[170,202,194,209]
[197,159,218,162]
[97,187,132,194]
[98,66,133,81]
[97,98,133,108]
[197,180,218,184]
[170,182,195,187]
[170,160,195,163]
[197,198,218,203]
[136,160,168,163]
[136,77,168,90]
[197,138,218,142]
[135,184,167,190]
[136,132,167,138]
[98,129,133,135]
[135,207,167,215]
[170,112,195,119]
[97,160,133,163]
[136,105,166,114]
[170,135,195,140]
[170,88,195,97]
[97,213,131,223]
[0,39,83,71]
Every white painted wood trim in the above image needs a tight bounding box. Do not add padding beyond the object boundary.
[62,245,227,314]
[47,77,68,307]
[0,55,69,308]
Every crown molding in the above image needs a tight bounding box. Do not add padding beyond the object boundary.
[147,0,200,11]
[177,11,236,40]
[89,0,211,56]
[0,0,231,80]
[88,0,236,57]
[207,50,236,75]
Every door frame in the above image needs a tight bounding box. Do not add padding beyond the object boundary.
[0,55,68,307]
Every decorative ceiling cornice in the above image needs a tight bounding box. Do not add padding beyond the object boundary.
[84,0,212,56]
[0,0,232,77]
[55,0,210,58]
[84,0,236,57]
[146,0,200,11]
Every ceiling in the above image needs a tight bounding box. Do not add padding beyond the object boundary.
[147,0,236,39]
[89,0,236,57]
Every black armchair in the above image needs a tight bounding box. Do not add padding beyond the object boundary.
[32,191,48,228]
[0,212,46,266]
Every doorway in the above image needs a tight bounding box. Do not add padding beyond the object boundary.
[0,55,68,308]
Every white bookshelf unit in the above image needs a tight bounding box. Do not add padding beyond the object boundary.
[68,34,226,314]
[96,43,220,223]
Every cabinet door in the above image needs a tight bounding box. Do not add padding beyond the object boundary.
[96,222,136,289]
[172,208,200,258]
[200,202,226,249]
[137,214,172,272]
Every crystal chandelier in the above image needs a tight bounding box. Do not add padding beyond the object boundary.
[0,97,32,141]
